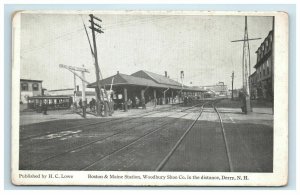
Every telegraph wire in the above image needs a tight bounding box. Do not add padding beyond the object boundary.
[22,15,177,54]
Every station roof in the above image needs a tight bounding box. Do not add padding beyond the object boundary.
[20,79,43,83]
[131,70,182,87]
[87,70,206,92]
[28,95,71,99]
[88,73,159,88]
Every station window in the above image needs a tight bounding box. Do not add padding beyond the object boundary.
[32,83,39,91]
[21,83,28,91]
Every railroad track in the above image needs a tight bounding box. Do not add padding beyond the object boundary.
[155,99,233,172]
[20,98,273,172]
[20,100,210,144]
[20,102,184,142]
[23,105,201,170]
[21,99,232,171]
[79,101,211,171]
[19,103,185,153]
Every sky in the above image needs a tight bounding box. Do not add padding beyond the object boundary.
[20,13,273,91]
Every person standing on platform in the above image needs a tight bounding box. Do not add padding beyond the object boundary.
[91,98,96,112]
[239,91,247,114]
[184,96,188,106]
[141,97,146,109]
[128,99,132,109]
[89,98,94,112]
[79,99,82,109]
[135,96,140,108]
[107,90,114,116]
[132,98,136,109]
[42,99,48,115]
[100,87,110,117]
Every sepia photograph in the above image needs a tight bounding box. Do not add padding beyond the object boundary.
[11,10,288,186]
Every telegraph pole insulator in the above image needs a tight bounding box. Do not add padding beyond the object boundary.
[89,26,104,34]
[90,22,102,29]
[89,14,102,22]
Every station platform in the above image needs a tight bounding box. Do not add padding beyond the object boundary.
[19,103,177,126]
[216,107,273,127]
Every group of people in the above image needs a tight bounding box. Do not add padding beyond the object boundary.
[183,96,194,106]
[89,98,96,112]
[73,88,114,117]
[127,96,146,109]
[74,89,151,116]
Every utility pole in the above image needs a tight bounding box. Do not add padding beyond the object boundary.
[89,14,107,116]
[231,71,234,100]
[180,71,184,102]
[231,16,261,113]
[73,74,76,103]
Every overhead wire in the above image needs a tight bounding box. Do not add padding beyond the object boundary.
[23,15,177,54]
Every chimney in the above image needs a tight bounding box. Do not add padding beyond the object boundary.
[165,71,167,78]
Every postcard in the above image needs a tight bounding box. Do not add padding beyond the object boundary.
[11,10,288,186]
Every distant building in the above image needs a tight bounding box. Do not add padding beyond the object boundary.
[20,79,43,104]
[201,82,228,97]
[46,88,75,96]
[252,30,273,100]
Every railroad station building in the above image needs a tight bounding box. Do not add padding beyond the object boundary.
[251,30,274,100]
[87,70,206,109]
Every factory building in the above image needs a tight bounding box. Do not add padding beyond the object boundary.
[200,82,229,97]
